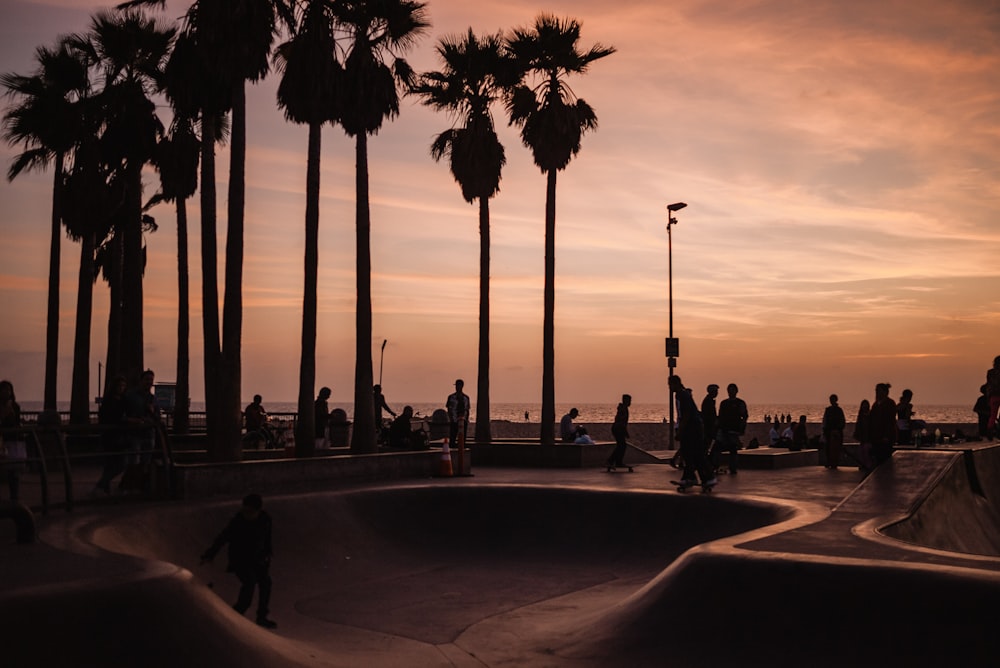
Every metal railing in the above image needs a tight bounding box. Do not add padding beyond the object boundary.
[1,423,173,515]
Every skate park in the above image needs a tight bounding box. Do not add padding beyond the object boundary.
[2,441,999,667]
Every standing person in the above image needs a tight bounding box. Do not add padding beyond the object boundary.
[987,356,1000,438]
[122,369,159,491]
[668,376,715,490]
[314,387,331,450]
[853,399,873,470]
[715,383,748,474]
[791,415,809,451]
[701,384,719,457]
[869,383,897,468]
[822,394,846,469]
[896,389,915,445]
[373,384,396,433]
[0,380,25,502]
[93,375,128,496]
[446,379,471,447]
[607,394,632,469]
[560,407,580,442]
[201,493,277,629]
[974,384,992,441]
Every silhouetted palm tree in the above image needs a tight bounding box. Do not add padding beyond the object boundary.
[2,40,89,414]
[275,0,342,456]
[159,0,291,459]
[160,23,230,456]
[505,15,614,444]
[62,133,122,425]
[416,29,516,444]
[332,0,429,454]
[150,117,200,434]
[82,7,175,387]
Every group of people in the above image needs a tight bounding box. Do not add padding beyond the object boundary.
[658,377,749,490]
[93,369,162,496]
[975,355,1000,441]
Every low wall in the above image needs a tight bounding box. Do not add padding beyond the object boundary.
[172,450,464,500]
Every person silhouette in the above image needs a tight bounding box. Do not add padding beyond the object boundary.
[201,493,277,629]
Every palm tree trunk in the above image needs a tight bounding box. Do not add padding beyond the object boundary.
[120,160,145,384]
[69,231,95,425]
[475,196,492,443]
[174,196,190,435]
[219,82,247,461]
[104,227,123,394]
[200,115,222,458]
[351,132,376,454]
[44,154,63,413]
[296,121,322,458]
[540,168,557,445]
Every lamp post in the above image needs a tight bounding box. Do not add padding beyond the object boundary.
[666,202,687,448]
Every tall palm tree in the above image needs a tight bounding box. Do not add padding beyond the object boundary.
[505,15,614,445]
[160,24,229,457]
[274,0,342,457]
[416,29,516,444]
[175,0,293,460]
[150,117,200,434]
[62,133,122,425]
[83,7,175,386]
[332,0,429,454]
[2,40,90,415]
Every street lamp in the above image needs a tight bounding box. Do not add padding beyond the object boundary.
[666,202,687,448]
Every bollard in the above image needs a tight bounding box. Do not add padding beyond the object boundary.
[438,439,453,477]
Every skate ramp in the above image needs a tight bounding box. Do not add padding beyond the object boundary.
[81,485,790,666]
[881,445,1000,555]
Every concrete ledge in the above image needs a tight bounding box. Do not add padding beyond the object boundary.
[737,447,819,469]
[469,441,663,468]
[470,442,611,468]
[172,451,454,499]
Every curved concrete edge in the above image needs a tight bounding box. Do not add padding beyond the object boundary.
[466,483,1000,666]
[1,557,337,668]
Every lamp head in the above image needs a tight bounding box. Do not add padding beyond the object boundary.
[667,202,687,212]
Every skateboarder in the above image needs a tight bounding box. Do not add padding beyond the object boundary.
[201,493,278,629]
[669,375,716,491]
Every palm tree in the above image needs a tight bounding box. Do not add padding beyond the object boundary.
[150,117,200,434]
[175,0,293,460]
[274,0,342,457]
[2,40,90,415]
[62,133,122,425]
[416,29,516,444]
[505,14,614,444]
[332,0,429,454]
[83,7,175,386]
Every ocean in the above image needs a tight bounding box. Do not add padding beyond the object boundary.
[144,401,980,424]
[21,400,976,424]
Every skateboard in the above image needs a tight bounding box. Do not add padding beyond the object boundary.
[671,479,716,493]
[605,464,634,473]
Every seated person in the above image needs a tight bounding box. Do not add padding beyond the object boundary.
[769,423,793,447]
[574,426,595,445]
[560,407,580,442]
[245,394,267,431]
[388,406,428,450]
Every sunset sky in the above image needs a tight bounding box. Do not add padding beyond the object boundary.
[1,0,998,411]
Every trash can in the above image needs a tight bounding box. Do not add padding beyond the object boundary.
[428,409,450,442]
[328,408,351,447]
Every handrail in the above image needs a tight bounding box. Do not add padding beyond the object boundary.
[1,423,174,514]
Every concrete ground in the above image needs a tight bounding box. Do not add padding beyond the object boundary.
[2,445,998,667]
